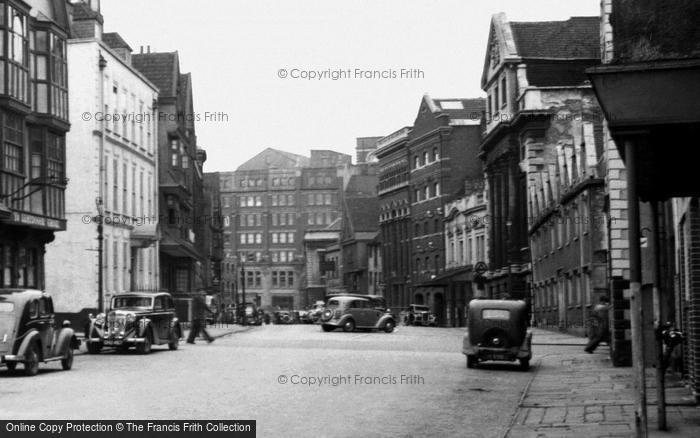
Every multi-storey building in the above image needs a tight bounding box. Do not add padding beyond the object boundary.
[442,180,488,327]
[376,127,412,310]
[479,14,602,301]
[0,1,70,292]
[132,50,208,297]
[408,95,484,325]
[45,2,159,319]
[220,148,307,310]
[480,14,613,339]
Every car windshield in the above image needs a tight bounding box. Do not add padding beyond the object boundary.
[413,306,430,312]
[112,296,152,309]
[482,309,510,320]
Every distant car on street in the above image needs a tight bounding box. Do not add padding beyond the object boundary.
[84,292,182,354]
[307,301,326,323]
[0,289,79,376]
[320,295,395,333]
[400,304,437,326]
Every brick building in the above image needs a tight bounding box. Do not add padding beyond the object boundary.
[45,1,159,320]
[408,95,484,325]
[376,127,412,310]
[219,148,350,310]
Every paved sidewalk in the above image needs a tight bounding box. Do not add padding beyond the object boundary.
[505,329,700,437]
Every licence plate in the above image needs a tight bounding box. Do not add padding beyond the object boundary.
[103,340,122,346]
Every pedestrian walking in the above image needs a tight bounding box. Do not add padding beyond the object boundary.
[585,295,610,353]
[186,291,214,344]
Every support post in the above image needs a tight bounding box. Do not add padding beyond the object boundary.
[625,140,648,437]
[651,200,666,430]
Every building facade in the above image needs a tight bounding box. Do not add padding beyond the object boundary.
[0,1,71,293]
[376,127,412,310]
[590,0,700,398]
[45,3,159,319]
[408,95,484,325]
[442,181,488,327]
[132,50,207,297]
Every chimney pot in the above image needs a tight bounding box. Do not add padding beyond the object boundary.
[147,45,151,53]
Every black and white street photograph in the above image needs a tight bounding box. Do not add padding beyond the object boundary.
[1,0,700,437]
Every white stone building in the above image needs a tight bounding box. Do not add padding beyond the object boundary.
[45,2,159,317]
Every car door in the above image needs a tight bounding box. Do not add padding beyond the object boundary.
[37,297,55,358]
[153,296,168,342]
[352,300,371,327]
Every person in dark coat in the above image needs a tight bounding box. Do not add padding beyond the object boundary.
[187,292,214,344]
[585,295,610,353]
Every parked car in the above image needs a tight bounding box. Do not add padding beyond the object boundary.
[85,292,182,354]
[400,304,437,326]
[320,295,395,333]
[274,310,294,324]
[0,289,79,376]
[462,299,532,371]
[244,302,263,326]
[307,301,326,323]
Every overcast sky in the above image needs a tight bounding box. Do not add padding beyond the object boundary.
[102,0,599,171]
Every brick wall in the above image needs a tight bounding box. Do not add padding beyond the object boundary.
[687,198,700,400]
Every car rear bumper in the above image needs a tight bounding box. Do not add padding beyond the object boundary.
[2,354,22,362]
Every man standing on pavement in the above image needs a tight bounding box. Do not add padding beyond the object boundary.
[187,291,214,344]
[585,295,610,353]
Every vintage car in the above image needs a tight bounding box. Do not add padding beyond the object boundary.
[320,295,395,333]
[244,302,263,326]
[0,289,79,376]
[462,299,532,371]
[307,301,326,323]
[85,292,181,354]
[400,304,437,326]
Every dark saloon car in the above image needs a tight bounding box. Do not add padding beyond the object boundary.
[85,292,182,354]
[320,295,395,333]
[0,289,79,376]
[462,299,532,370]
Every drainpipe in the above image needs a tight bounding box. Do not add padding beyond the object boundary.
[97,53,107,313]
[625,140,648,437]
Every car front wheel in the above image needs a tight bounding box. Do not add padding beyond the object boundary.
[342,319,355,332]
[321,325,335,332]
[467,355,477,369]
[519,358,530,371]
[384,320,395,333]
[168,327,180,350]
[61,348,74,370]
[86,340,102,354]
[24,343,40,376]
[6,362,17,371]
[136,330,152,354]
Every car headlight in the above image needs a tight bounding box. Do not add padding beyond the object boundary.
[95,314,105,325]
[126,314,135,323]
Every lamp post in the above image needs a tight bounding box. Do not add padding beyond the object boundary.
[506,219,513,299]
[240,254,247,326]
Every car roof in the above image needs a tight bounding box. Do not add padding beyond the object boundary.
[327,294,384,301]
[0,289,49,304]
[468,299,527,311]
[112,292,170,298]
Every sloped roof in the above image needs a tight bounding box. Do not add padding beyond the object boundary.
[132,52,179,97]
[345,174,378,197]
[72,2,103,23]
[102,33,132,51]
[236,148,309,171]
[430,97,486,120]
[510,17,600,59]
[344,197,379,233]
